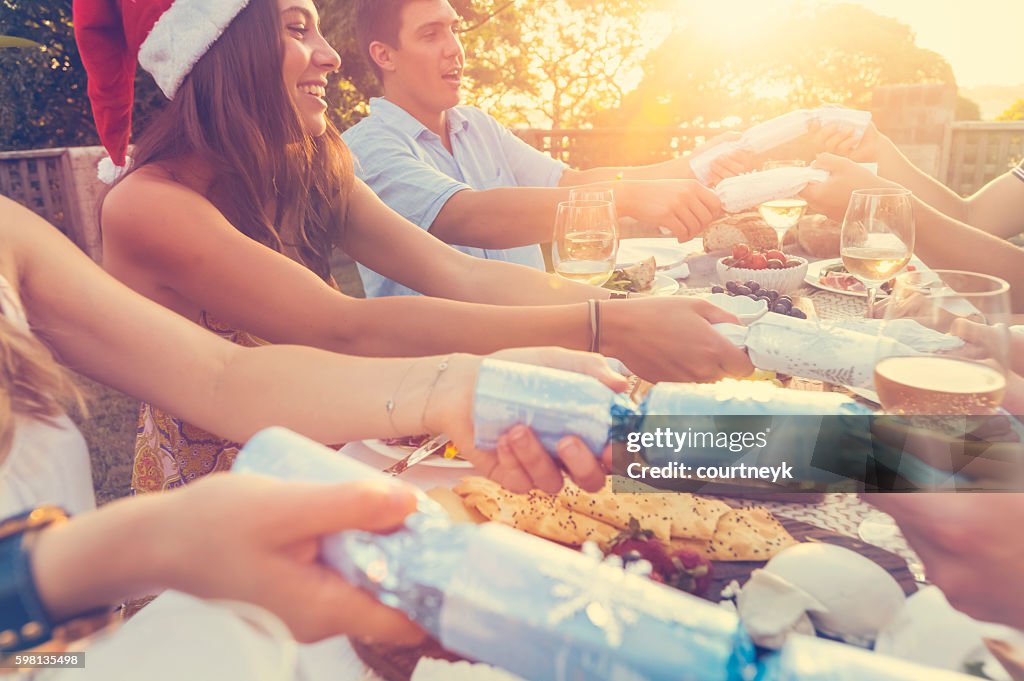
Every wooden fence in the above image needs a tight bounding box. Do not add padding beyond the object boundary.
[943,122,1024,196]
[0,146,106,260]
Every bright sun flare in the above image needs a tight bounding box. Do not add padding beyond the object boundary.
[674,0,790,48]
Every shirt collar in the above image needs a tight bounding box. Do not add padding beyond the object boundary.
[369,97,468,140]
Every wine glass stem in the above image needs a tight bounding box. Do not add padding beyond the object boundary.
[866,286,877,318]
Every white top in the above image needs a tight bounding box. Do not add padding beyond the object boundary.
[0,275,95,518]
[343,98,566,298]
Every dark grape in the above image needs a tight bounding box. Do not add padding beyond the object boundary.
[773,301,792,314]
[734,285,752,296]
[725,281,740,294]
[745,281,761,293]
[789,308,807,319]
[778,295,793,305]
[711,285,725,294]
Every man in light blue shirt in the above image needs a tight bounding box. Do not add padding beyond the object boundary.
[344,98,561,296]
[344,0,750,297]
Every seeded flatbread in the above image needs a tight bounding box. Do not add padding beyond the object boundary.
[705,508,799,561]
[557,479,673,542]
[454,477,619,548]
[559,479,730,541]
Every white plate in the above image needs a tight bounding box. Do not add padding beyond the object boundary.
[362,439,472,469]
[616,237,704,270]
[804,257,926,297]
[626,273,680,297]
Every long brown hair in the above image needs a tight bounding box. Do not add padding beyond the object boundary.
[121,0,354,281]
[0,306,85,461]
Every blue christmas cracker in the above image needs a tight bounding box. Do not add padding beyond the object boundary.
[234,428,975,681]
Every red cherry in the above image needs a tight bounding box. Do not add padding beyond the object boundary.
[765,249,785,262]
[732,244,752,260]
[784,259,801,268]
[767,259,784,269]
[748,253,768,270]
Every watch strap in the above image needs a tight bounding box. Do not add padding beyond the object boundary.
[0,507,65,653]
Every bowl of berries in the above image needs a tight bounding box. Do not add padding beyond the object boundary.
[716,244,808,294]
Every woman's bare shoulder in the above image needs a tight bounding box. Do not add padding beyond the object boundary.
[102,165,237,258]
[104,165,208,220]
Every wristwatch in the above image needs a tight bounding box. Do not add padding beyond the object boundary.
[608,291,630,299]
[0,506,67,653]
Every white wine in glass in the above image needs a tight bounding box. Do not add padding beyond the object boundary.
[839,188,915,317]
[552,200,618,287]
[758,198,807,250]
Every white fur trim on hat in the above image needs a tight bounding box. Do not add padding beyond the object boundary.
[97,155,133,184]
[138,0,252,99]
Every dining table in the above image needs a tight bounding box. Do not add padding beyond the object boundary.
[297,237,930,681]
[122,237,938,681]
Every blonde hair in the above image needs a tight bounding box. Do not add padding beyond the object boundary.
[0,309,86,459]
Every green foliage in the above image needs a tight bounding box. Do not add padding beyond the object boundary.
[0,0,165,151]
[0,35,38,48]
[996,99,1024,122]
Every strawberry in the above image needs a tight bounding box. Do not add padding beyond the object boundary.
[732,243,752,261]
[665,549,714,596]
[607,518,674,579]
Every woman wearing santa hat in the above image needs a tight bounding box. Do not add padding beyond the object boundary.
[73,0,752,496]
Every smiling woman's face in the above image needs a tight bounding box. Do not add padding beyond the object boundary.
[278,0,340,136]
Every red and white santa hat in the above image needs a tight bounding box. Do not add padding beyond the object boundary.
[73,0,251,182]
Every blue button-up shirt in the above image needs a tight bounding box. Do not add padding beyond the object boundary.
[342,98,567,297]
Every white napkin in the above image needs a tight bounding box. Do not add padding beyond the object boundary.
[715,314,918,388]
[875,586,1024,679]
[690,107,871,185]
[714,167,829,213]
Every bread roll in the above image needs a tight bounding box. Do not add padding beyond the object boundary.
[703,213,778,253]
[795,214,841,258]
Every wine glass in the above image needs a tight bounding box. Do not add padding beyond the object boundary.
[552,200,619,287]
[757,196,807,252]
[839,188,915,318]
[569,187,616,207]
[859,270,1012,549]
[756,160,809,250]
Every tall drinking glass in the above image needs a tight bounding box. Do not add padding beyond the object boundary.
[859,270,1012,547]
[552,200,619,287]
[839,188,915,318]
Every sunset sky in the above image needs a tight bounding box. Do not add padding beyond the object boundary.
[825,0,1021,88]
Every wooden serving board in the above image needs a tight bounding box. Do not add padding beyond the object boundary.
[351,517,916,681]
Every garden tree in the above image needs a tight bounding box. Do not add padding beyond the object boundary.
[0,0,164,151]
[323,0,658,130]
[997,99,1024,122]
[599,4,955,129]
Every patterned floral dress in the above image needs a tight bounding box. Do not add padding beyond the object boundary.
[131,311,264,494]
